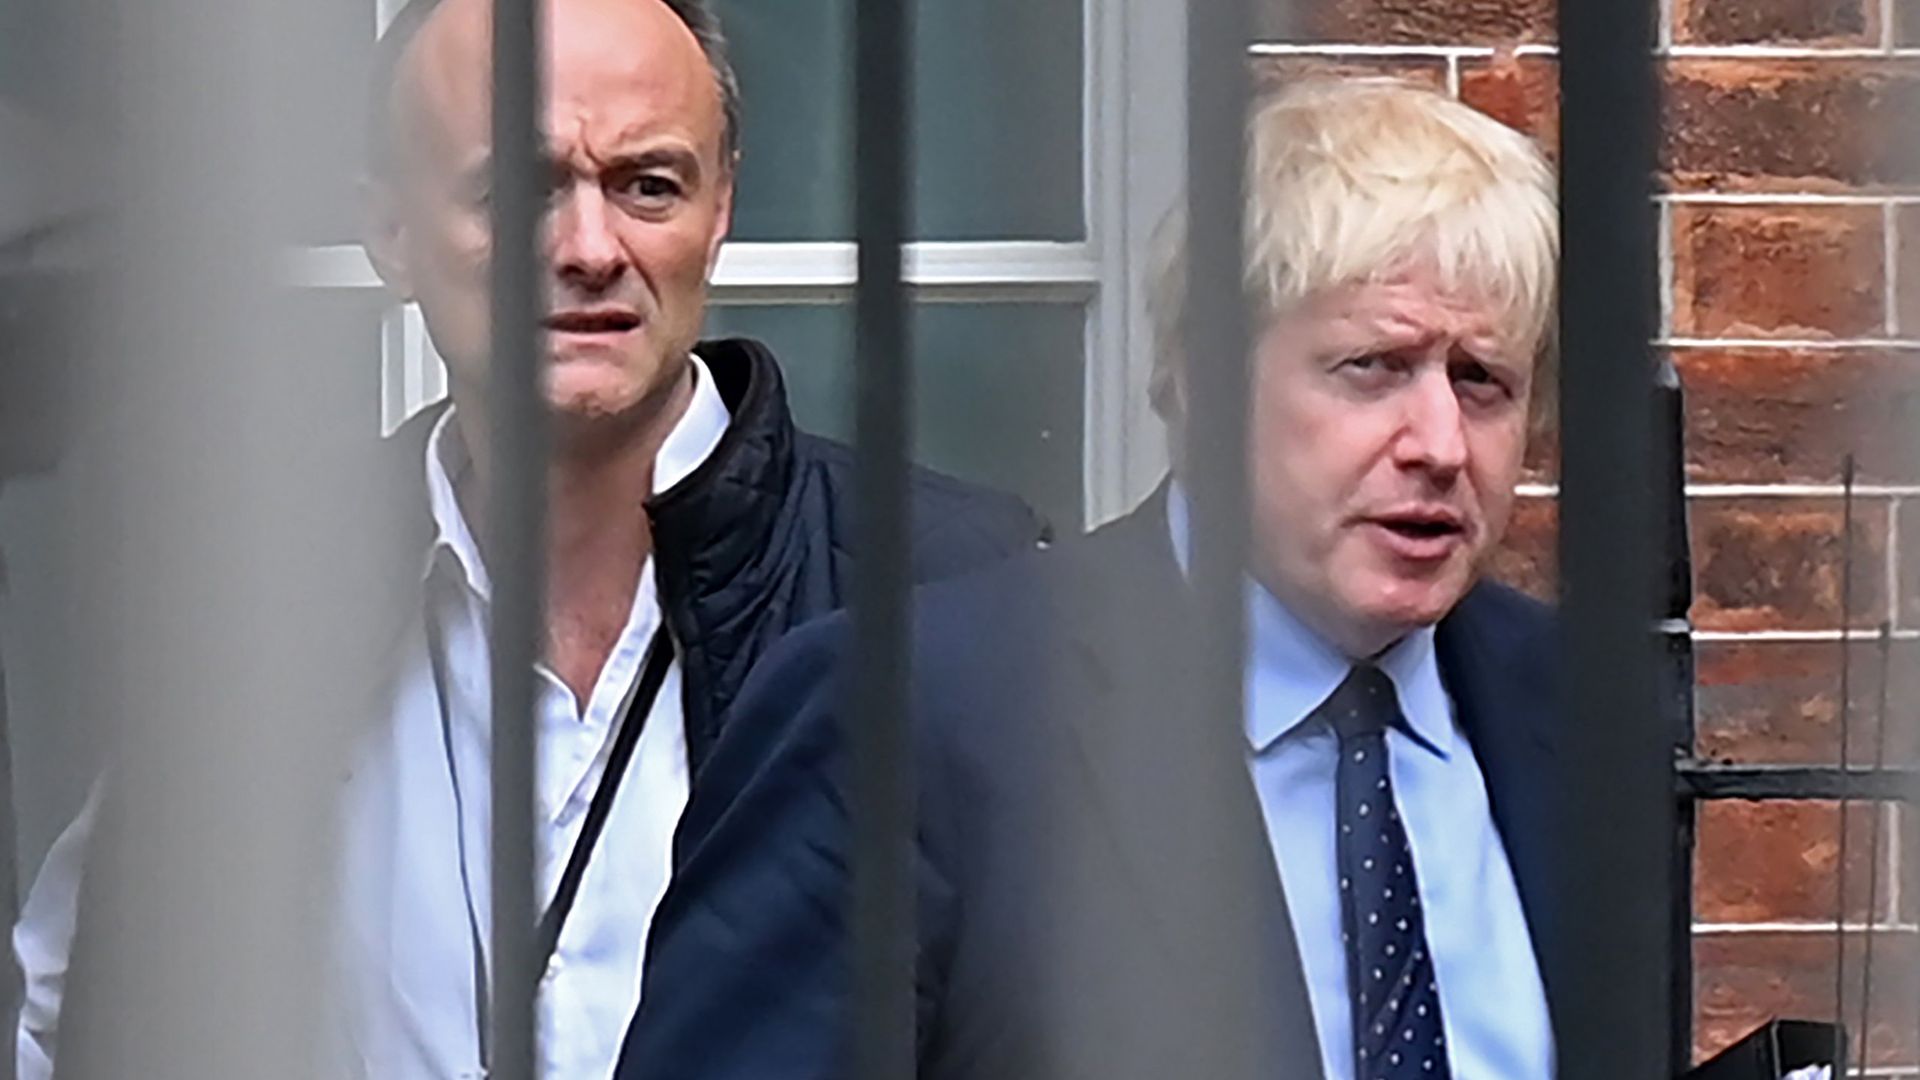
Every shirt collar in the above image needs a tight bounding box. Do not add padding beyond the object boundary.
[654,352,731,495]
[1165,481,1457,759]
[421,353,732,599]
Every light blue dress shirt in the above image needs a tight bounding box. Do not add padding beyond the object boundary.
[1168,486,1553,1080]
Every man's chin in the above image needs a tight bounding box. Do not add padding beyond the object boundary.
[542,360,654,418]
[1347,571,1475,640]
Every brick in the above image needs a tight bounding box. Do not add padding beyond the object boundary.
[1457,53,1559,159]
[1695,930,1918,1066]
[1696,800,1887,924]
[1261,0,1555,44]
[1520,425,1558,484]
[1664,59,1920,192]
[1674,0,1875,46]
[1249,55,1447,95]
[1689,498,1889,632]
[1485,494,1556,601]
[1901,803,1920,924]
[1898,204,1920,334]
[1695,639,1920,764]
[1670,204,1885,339]
[1902,498,1920,628]
[1675,348,1920,485]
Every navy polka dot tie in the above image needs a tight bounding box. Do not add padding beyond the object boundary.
[1323,665,1451,1079]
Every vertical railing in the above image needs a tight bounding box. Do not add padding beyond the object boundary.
[1555,0,1672,1072]
[487,0,546,1076]
[1656,353,1699,1067]
[1182,0,1264,1076]
[52,3,380,1077]
[848,0,915,1076]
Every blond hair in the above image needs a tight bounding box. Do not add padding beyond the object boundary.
[1148,78,1560,428]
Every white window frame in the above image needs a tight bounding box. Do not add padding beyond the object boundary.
[311,0,1185,529]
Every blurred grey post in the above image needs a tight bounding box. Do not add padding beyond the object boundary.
[849,0,915,1075]
[1180,0,1266,1077]
[487,0,547,1076]
[49,1,396,1077]
[1555,0,1671,1071]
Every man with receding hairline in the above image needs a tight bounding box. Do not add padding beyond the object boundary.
[12,1,1042,1077]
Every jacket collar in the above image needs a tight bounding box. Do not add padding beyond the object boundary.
[372,339,800,735]
[1064,490,1563,1067]
[381,336,796,604]
[1056,488,1327,1080]
[1433,583,1563,1031]
[643,337,797,612]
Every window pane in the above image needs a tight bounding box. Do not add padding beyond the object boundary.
[704,301,1085,527]
[715,0,1085,241]
[253,0,1085,246]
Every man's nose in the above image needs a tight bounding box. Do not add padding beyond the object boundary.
[549,184,625,290]
[1395,369,1468,479]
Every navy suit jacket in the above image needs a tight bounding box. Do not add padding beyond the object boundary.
[621,494,1565,1080]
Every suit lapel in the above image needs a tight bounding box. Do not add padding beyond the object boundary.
[1053,496,1326,1079]
[1434,589,1564,1030]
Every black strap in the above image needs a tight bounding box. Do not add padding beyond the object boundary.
[533,626,675,974]
[422,597,675,1068]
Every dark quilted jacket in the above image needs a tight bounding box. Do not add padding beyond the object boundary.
[380,335,1049,770]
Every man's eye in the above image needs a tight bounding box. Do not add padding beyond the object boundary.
[1338,353,1402,379]
[1451,360,1513,400]
[620,174,681,201]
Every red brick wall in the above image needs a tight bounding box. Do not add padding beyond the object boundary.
[1252,0,1920,1069]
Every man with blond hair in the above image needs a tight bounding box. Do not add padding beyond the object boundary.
[623,78,1562,1080]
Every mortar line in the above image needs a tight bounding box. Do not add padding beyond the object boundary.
[1662,192,1920,207]
[1693,920,1920,933]
[1664,42,1920,57]
[1516,483,1920,498]
[1662,336,1920,350]
[1246,43,1496,58]
[1691,628,1920,643]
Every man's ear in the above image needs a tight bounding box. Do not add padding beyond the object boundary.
[360,175,415,301]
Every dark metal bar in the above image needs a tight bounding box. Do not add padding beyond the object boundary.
[848,0,914,1074]
[1674,763,1919,802]
[1181,0,1262,1076]
[1555,0,1669,1071]
[1655,353,1698,1069]
[1853,625,1893,1078]
[487,0,546,1075]
[1830,457,1857,1047]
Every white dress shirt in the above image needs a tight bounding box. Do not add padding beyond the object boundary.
[16,357,731,1080]
[1167,485,1554,1080]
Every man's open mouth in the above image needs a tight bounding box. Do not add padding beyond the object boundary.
[1378,518,1464,541]
[545,310,642,334]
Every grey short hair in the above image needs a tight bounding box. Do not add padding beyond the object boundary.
[365,0,743,180]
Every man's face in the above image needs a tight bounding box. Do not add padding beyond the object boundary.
[372,0,734,428]
[1244,269,1534,657]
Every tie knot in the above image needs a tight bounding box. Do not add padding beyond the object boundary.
[1322,664,1399,743]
